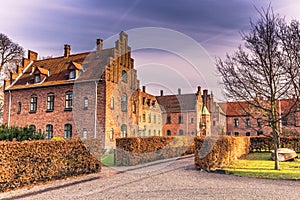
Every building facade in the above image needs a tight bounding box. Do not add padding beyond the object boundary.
[3,31,225,149]
[220,95,300,136]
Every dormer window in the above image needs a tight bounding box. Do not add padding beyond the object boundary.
[34,74,41,83]
[67,61,82,80]
[69,69,76,79]
[32,66,49,84]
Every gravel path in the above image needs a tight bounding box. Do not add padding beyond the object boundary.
[1,156,300,200]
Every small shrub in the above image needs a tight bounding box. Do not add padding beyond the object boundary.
[51,136,64,141]
[0,125,44,141]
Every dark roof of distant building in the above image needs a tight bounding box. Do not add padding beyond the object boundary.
[156,93,197,113]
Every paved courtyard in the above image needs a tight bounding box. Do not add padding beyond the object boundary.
[1,156,300,200]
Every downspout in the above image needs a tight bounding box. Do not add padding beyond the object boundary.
[8,90,12,127]
[94,81,97,138]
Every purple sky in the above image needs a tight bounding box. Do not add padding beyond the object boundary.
[1,0,300,100]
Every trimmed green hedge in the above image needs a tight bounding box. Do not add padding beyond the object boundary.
[0,125,44,141]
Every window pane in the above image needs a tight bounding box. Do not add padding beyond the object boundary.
[30,96,37,112]
[18,102,21,113]
[69,70,76,79]
[110,97,114,109]
[35,75,40,83]
[82,129,87,138]
[47,95,54,110]
[84,97,88,109]
[121,95,127,112]
[122,70,127,82]
[121,124,127,137]
[65,93,73,109]
[64,124,72,138]
[46,124,53,139]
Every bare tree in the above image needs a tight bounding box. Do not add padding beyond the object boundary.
[216,7,299,170]
[0,34,24,122]
[0,33,24,75]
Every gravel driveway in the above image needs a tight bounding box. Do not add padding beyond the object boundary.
[1,155,300,200]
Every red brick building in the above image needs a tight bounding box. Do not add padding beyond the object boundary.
[2,31,226,149]
[3,32,141,148]
[220,95,300,136]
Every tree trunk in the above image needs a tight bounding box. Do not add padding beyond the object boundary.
[271,99,280,170]
[273,131,280,170]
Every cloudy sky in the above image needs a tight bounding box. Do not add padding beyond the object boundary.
[1,0,300,100]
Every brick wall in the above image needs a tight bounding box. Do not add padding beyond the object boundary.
[3,82,103,139]
[162,112,197,136]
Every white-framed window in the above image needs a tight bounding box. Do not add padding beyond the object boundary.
[84,97,88,109]
[47,93,54,111]
[64,124,72,138]
[65,92,73,110]
[46,124,53,139]
[30,95,37,112]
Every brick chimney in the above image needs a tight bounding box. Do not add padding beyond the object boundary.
[160,90,164,96]
[96,39,103,58]
[203,89,208,106]
[178,88,181,95]
[142,86,146,93]
[64,44,71,57]
[28,50,38,61]
[197,86,201,95]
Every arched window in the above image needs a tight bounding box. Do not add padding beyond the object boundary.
[47,93,55,111]
[46,124,53,139]
[64,124,72,138]
[65,92,73,110]
[167,130,171,136]
[83,97,88,109]
[179,129,184,136]
[121,94,127,112]
[30,95,37,112]
[122,70,127,82]
[121,124,127,137]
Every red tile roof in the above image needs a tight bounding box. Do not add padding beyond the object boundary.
[6,49,114,90]
[219,98,299,116]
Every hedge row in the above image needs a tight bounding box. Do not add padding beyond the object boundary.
[115,136,194,166]
[0,138,101,192]
[250,136,300,152]
[194,136,250,171]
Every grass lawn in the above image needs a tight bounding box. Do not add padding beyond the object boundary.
[224,153,300,180]
[101,153,115,166]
